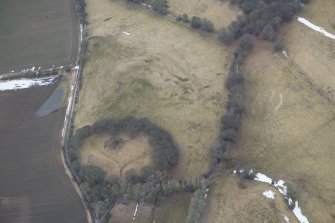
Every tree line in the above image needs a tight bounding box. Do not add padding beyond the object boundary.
[69,116,179,171]
[210,0,311,169]
[66,116,181,218]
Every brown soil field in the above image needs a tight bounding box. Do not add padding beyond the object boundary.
[0,81,87,223]
[0,0,79,73]
[74,0,228,179]
[79,133,152,178]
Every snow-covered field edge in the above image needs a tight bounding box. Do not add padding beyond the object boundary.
[234,169,310,223]
[0,76,57,91]
[297,17,335,40]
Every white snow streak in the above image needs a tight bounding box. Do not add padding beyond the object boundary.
[293,201,310,223]
[262,190,275,199]
[254,173,273,184]
[298,17,335,40]
[140,3,152,8]
[131,203,139,223]
[282,214,290,223]
[233,170,309,223]
[122,31,131,36]
[0,77,56,91]
[80,24,83,43]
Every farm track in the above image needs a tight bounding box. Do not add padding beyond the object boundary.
[0,82,87,223]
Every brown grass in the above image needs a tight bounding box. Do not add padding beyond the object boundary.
[75,0,229,179]
[233,44,335,222]
[202,175,297,223]
[154,193,192,223]
[109,201,153,223]
[278,1,335,104]
[79,133,152,178]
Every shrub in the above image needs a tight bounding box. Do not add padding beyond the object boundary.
[80,165,106,186]
[261,24,276,41]
[273,38,284,52]
[124,168,137,183]
[176,14,183,21]
[220,129,238,143]
[219,28,235,44]
[152,0,169,15]
[191,16,203,29]
[202,18,214,32]
[141,165,153,179]
[225,72,244,89]
[182,14,190,23]
[221,114,241,130]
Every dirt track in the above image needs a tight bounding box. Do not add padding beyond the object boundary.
[0,81,87,223]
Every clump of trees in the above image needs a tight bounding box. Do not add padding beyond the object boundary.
[68,116,179,171]
[219,0,309,47]
[76,0,87,24]
[177,15,214,32]
[66,117,181,217]
[176,14,190,23]
[79,167,121,219]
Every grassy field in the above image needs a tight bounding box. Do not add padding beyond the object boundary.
[280,0,335,103]
[154,193,191,223]
[232,44,335,223]
[79,133,152,178]
[0,81,87,223]
[202,176,297,223]
[109,193,190,223]
[168,0,238,30]
[74,0,228,179]
[0,0,79,73]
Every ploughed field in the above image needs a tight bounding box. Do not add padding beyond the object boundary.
[0,81,87,223]
[0,0,79,73]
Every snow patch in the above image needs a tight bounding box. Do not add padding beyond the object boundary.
[140,3,152,8]
[282,214,290,223]
[234,170,309,223]
[282,50,289,58]
[0,77,56,91]
[204,188,209,199]
[262,190,275,199]
[80,24,83,43]
[122,31,132,36]
[131,203,139,223]
[293,201,309,223]
[254,173,273,184]
[298,17,335,40]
